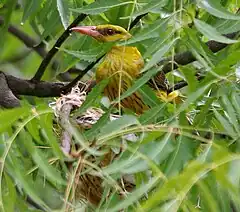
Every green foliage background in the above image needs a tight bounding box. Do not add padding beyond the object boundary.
[1,0,240,211]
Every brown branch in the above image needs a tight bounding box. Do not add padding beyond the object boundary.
[32,14,87,81]
[3,72,64,97]
[0,73,20,108]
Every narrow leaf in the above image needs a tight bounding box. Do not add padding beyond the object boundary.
[71,0,133,15]
[133,0,167,16]
[194,19,239,44]
[98,115,139,140]
[141,38,178,73]
[57,0,71,29]
[197,0,240,20]
[22,0,42,23]
[75,79,109,115]
[213,109,237,139]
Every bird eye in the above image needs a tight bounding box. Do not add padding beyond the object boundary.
[107,28,114,35]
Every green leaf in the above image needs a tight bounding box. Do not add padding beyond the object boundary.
[20,131,66,185]
[71,0,133,15]
[57,0,71,29]
[139,104,165,124]
[39,114,64,160]
[213,109,237,139]
[125,17,170,45]
[61,43,111,62]
[85,107,113,140]
[141,38,178,73]
[98,115,139,140]
[22,0,43,23]
[221,95,239,134]
[179,66,198,93]
[107,177,160,212]
[139,85,162,108]
[132,0,167,17]
[197,0,240,20]
[0,107,30,133]
[173,84,211,119]
[0,0,17,54]
[215,19,240,34]
[194,19,239,44]
[112,67,160,103]
[6,156,51,211]
[2,174,16,212]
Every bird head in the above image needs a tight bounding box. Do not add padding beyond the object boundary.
[70,24,132,42]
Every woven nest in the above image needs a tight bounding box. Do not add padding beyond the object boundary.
[51,82,136,206]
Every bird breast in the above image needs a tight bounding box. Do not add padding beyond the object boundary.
[96,46,144,81]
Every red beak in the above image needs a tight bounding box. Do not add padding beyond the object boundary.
[70,26,100,38]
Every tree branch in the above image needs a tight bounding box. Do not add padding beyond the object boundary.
[31,14,87,81]
[0,73,20,108]
[3,72,64,97]
[130,13,148,29]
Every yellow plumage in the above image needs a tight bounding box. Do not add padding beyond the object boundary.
[96,46,148,114]
[71,24,180,114]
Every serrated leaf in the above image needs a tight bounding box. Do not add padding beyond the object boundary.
[61,44,110,62]
[194,19,239,44]
[197,0,240,20]
[133,0,167,17]
[71,0,133,15]
[57,0,71,29]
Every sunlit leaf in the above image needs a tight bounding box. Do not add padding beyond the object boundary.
[194,19,239,44]
[197,0,240,20]
[57,0,71,29]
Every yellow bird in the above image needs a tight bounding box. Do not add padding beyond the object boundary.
[71,25,179,114]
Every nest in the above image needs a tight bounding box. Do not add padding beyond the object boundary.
[50,82,136,206]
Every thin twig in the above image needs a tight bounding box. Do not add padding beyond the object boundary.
[61,55,104,93]
[32,14,87,81]
[0,16,82,81]
[130,13,148,29]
